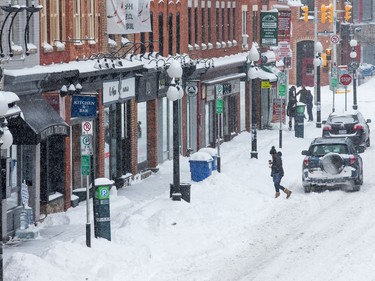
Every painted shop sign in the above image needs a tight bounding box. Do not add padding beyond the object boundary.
[260,11,278,47]
[71,95,98,118]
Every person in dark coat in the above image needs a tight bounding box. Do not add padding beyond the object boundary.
[269,146,292,199]
[305,90,314,121]
[296,85,308,105]
[286,86,297,130]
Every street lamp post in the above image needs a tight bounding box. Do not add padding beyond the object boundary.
[0,92,13,281]
[166,59,184,201]
[248,44,260,159]
[349,39,358,110]
[314,42,323,128]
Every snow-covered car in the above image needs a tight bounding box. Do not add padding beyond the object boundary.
[322,110,371,149]
[301,137,364,193]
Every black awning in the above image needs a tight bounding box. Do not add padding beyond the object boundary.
[8,94,69,145]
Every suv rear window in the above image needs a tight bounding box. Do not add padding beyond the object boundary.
[311,144,348,156]
[329,116,357,123]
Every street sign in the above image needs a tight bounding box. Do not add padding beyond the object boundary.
[340,74,352,86]
[185,85,198,97]
[82,121,93,135]
[81,155,91,176]
[81,135,93,155]
[216,84,223,100]
[216,99,223,114]
[330,34,340,44]
[331,77,338,88]
[278,84,286,97]
[261,81,271,89]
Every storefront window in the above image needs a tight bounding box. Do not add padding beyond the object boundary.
[137,102,147,163]
[104,105,118,179]
[6,146,18,210]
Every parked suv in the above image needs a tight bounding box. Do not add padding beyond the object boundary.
[301,137,364,193]
[322,110,371,149]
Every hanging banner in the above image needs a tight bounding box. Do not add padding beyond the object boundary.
[107,0,151,34]
[260,11,278,47]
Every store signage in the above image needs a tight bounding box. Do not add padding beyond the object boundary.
[119,77,136,100]
[261,81,271,89]
[71,95,97,118]
[278,10,291,43]
[260,11,278,47]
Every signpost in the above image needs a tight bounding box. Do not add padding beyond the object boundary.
[339,73,352,85]
[340,74,352,111]
[215,85,223,172]
[278,72,287,148]
[81,121,93,247]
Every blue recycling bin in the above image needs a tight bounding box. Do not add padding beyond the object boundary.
[198,148,218,171]
[189,152,213,182]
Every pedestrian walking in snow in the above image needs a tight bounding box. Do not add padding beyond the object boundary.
[287,86,297,130]
[269,146,292,199]
[305,90,314,121]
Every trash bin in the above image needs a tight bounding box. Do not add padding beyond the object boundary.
[198,147,218,171]
[295,102,306,138]
[189,152,213,182]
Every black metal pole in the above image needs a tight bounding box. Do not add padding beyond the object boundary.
[353,70,358,110]
[171,99,181,200]
[0,196,2,281]
[250,78,258,159]
[316,64,321,128]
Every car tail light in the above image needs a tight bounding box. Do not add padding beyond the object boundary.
[323,125,332,131]
[354,124,364,131]
[303,157,310,166]
[349,155,356,165]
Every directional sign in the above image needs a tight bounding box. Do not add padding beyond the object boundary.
[216,99,223,114]
[278,84,286,97]
[81,155,91,176]
[340,74,352,86]
[331,77,338,88]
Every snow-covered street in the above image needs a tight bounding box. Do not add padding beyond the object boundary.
[5,77,375,281]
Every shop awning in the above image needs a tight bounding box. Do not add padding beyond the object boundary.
[202,73,246,85]
[8,94,69,145]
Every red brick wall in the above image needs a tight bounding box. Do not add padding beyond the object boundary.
[40,0,102,65]
[147,99,158,169]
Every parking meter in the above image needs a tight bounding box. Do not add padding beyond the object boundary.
[295,103,306,138]
[93,178,114,241]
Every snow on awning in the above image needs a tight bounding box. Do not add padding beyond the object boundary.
[202,73,246,85]
[8,94,69,145]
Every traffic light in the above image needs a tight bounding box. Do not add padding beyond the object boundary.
[320,4,327,23]
[345,4,352,22]
[301,5,309,22]
[327,4,334,23]
[325,49,332,61]
[321,53,327,67]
